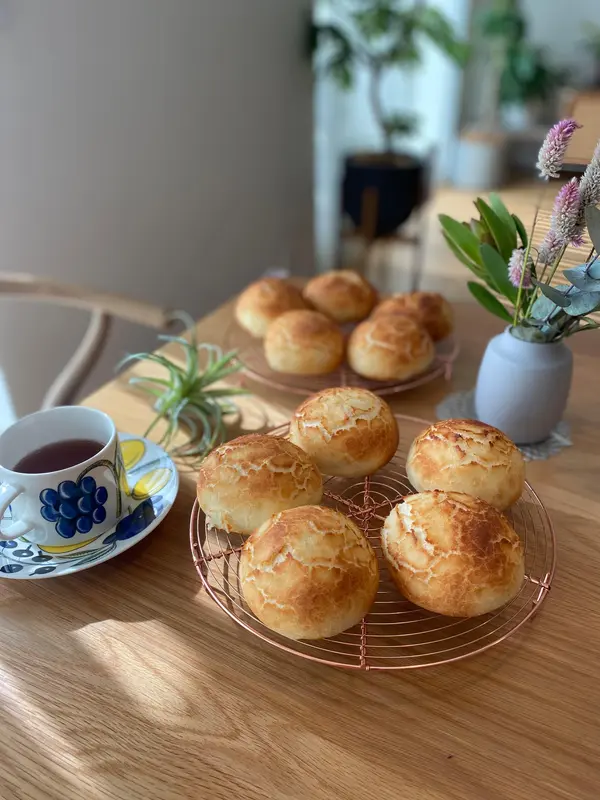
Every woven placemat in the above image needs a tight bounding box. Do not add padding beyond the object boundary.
[436,389,572,461]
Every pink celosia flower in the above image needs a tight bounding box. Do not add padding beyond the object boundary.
[536,119,582,180]
[508,248,532,288]
[538,230,563,265]
[550,178,581,244]
[578,138,600,219]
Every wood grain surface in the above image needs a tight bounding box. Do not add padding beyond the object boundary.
[1,301,599,800]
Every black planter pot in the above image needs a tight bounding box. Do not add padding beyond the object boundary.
[342,152,426,238]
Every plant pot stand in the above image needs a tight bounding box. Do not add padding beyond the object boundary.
[337,182,427,292]
[436,389,572,461]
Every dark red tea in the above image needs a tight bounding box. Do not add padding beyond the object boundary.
[13,439,104,474]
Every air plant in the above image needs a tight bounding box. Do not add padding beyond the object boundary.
[118,313,245,465]
[439,117,600,342]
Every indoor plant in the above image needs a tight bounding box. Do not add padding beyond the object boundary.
[583,22,600,88]
[440,118,600,443]
[118,314,245,465]
[455,0,564,189]
[313,0,467,237]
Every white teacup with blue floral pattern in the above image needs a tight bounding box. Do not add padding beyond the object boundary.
[0,407,126,546]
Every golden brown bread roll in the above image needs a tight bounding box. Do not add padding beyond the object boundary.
[289,386,399,477]
[406,419,525,509]
[372,292,453,342]
[303,270,377,323]
[347,315,434,381]
[240,505,379,639]
[235,278,306,338]
[196,434,323,535]
[381,491,525,617]
[264,309,344,375]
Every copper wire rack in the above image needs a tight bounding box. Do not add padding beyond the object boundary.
[225,322,459,397]
[190,415,555,670]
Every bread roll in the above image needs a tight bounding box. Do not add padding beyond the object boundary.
[289,387,399,477]
[264,310,344,375]
[372,292,453,341]
[381,491,525,617]
[347,315,434,381]
[406,419,525,509]
[196,434,323,535]
[240,505,379,639]
[235,278,306,338]
[303,270,377,323]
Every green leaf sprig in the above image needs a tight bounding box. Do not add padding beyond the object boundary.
[118,313,245,465]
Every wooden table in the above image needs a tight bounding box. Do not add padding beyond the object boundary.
[1,302,599,800]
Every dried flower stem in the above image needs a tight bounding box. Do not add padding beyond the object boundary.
[515,183,546,325]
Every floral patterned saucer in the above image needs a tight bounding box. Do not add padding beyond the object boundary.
[0,434,178,579]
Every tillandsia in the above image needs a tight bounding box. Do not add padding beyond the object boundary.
[439,118,600,343]
[117,312,245,465]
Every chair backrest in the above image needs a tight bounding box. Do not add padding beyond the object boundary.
[0,272,173,411]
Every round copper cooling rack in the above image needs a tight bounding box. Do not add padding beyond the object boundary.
[190,415,555,670]
[225,322,459,397]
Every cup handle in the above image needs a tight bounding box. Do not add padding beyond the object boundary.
[0,483,33,540]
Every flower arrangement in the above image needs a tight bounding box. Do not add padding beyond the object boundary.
[118,313,245,465]
[440,118,600,342]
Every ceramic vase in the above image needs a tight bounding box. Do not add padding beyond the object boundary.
[474,328,573,444]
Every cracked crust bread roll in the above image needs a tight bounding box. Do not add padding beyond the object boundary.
[289,387,399,477]
[264,309,345,375]
[347,315,434,381]
[372,292,453,342]
[381,491,525,617]
[240,505,379,639]
[196,434,323,535]
[302,270,377,323]
[406,419,525,510]
[235,278,307,338]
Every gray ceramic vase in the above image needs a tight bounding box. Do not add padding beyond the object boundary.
[474,328,573,445]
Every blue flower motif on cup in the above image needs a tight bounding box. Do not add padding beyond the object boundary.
[39,477,109,539]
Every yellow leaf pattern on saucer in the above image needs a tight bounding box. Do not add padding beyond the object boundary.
[38,535,101,555]
[120,439,145,471]
[132,468,172,500]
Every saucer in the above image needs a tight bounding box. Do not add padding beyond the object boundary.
[0,434,179,579]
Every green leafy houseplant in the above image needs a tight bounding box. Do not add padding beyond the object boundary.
[478,0,563,110]
[118,314,245,465]
[440,118,600,343]
[313,1,468,151]
[583,22,600,86]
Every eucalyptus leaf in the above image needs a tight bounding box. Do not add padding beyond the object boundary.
[563,288,600,316]
[474,199,515,261]
[530,293,564,320]
[532,281,572,307]
[588,260,600,279]
[467,282,513,322]
[563,264,600,292]
[585,205,600,254]
[480,243,518,302]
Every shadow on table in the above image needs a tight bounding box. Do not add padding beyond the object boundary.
[0,456,557,800]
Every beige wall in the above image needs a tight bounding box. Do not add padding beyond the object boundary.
[0,0,313,422]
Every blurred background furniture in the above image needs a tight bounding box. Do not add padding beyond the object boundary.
[564,91,600,170]
[0,273,171,431]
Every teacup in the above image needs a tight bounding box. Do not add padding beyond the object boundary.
[0,406,127,547]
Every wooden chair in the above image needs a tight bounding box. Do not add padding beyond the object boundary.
[0,272,173,410]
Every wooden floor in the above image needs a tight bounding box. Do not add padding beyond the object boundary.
[362,181,586,300]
